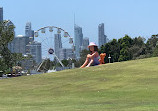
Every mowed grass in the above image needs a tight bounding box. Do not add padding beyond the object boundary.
[0,57,158,111]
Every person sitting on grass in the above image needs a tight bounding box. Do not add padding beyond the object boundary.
[80,42,100,68]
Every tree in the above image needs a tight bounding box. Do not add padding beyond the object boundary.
[118,35,133,61]
[152,41,158,57]
[99,34,158,63]
[0,21,15,73]
[145,35,158,56]
[100,39,120,63]
[128,36,146,59]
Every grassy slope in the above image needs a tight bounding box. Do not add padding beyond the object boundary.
[0,57,158,111]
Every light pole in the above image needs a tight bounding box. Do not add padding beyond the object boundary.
[108,54,111,63]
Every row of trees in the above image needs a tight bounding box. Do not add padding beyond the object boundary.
[100,34,158,63]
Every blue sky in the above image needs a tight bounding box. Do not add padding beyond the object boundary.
[1,0,158,44]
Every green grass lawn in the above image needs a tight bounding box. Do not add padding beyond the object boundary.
[0,57,158,111]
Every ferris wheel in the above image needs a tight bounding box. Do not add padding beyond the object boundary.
[33,26,75,72]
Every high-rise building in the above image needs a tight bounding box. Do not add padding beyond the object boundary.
[9,35,42,64]
[26,41,42,64]
[25,22,34,38]
[98,23,107,48]
[7,20,15,52]
[81,37,89,50]
[74,24,83,59]
[0,7,3,22]
[54,34,62,58]
[5,20,14,27]
[10,35,30,54]
[59,48,74,60]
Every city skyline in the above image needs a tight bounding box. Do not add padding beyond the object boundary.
[1,0,158,44]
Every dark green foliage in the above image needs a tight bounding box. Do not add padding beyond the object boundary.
[100,35,134,62]
[153,46,158,57]
[145,35,158,55]
[61,59,69,67]
[118,35,133,61]
[100,39,120,63]
[99,34,158,63]
[0,21,15,73]
[129,37,146,59]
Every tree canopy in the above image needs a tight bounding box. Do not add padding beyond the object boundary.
[0,21,15,73]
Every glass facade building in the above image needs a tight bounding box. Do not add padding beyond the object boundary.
[98,23,107,48]
[74,24,83,59]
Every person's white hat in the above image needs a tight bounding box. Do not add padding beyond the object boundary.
[88,42,97,47]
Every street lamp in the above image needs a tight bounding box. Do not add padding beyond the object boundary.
[108,54,111,63]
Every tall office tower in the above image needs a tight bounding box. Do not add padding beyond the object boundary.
[25,22,34,37]
[54,34,62,58]
[7,20,15,52]
[11,35,30,54]
[98,23,107,48]
[81,37,89,50]
[74,24,83,59]
[0,7,3,22]
[26,41,42,64]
